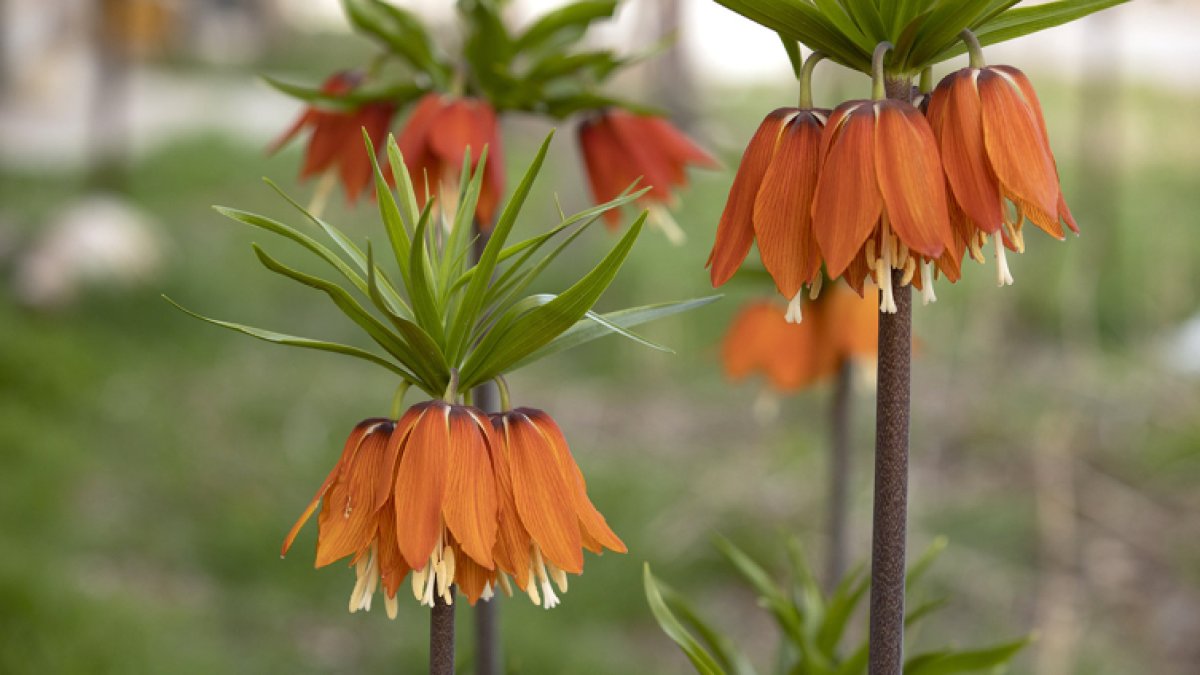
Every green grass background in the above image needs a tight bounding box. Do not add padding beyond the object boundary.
[2,43,1199,675]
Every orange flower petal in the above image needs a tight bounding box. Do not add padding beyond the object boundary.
[282,418,385,557]
[753,111,825,299]
[874,101,950,259]
[721,302,784,381]
[315,423,394,567]
[978,69,1060,234]
[936,70,1004,234]
[578,117,641,228]
[773,309,832,391]
[450,539,494,605]
[338,103,395,203]
[476,105,505,227]
[828,284,878,359]
[608,112,679,200]
[812,103,883,278]
[502,412,583,574]
[640,116,719,170]
[429,99,490,171]
[376,497,411,599]
[489,413,533,589]
[392,402,450,569]
[524,410,625,554]
[442,408,498,569]
[708,108,795,287]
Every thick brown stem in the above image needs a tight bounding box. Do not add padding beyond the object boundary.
[827,361,853,591]
[868,270,912,675]
[430,587,456,675]
[470,221,500,675]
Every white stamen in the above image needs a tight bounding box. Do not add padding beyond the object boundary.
[920,260,938,305]
[548,562,569,594]
[994,235,1014,286]
[385,592,399,619]
[533,549,560,609]
[808,274,823,300]
[412,561,430,603]
[785,291,804,324]
[878,221,897,314]
[648,204,687,246]
[497,573,514,598]
[480,582,495,602]
[525,578,541,606]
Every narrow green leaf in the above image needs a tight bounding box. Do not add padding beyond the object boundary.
[903,637,1029,675]
[644,564,728,675]
[514,0,618,54]
[658,582,760,675]
[406,205,446,346]
[261,177,413,319]
[163,296,414,380]
[779,35,804,78]
[971,0,1128,52]
[214,206,369,301]
[438,147,488,300]
[510,296,719,369]
[366,244,449,391]
[906,536,947,587]
[906,0,994,68]
[262,75,425,110]
[250,244,439,390]
[713,537,807,647]
[837,0,888,43]
[368,133,414,285]
[905,597,950,628]
[816,563,869,656]
[458,212,642,389]
[446,132,554,366]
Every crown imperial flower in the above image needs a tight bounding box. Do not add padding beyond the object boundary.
[397,93,505,226]
[490,408,626,609]
[708,107,831,323]
[926,62,1078,286]
[812,99,954,312]
[723,283,878,392]
[282,401,503,614]
[269,71,397,204]
[578,109,716,243]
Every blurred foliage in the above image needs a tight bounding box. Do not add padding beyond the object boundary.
[646,537,1027,675]
[1,35,1199,675]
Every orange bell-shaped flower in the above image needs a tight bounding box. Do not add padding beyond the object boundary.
[396,93,505,227]
[282,401,503,615]
[927,64,1077,286]
[811,99,955,312]
[269,71,397,205]
[578,109,716,242]
[722,282,878,393]
[489,408,626,608]
[709,107,828,321]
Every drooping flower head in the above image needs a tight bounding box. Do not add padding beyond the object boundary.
[268,71,397,205]
[578,109,717,244]
[708,106,828,322]
[283,401,502,615]
[490,408,626,609]
[722,282,878,393]
[281,400,625,615]
[811,97,955,312]
[396,93,506,228]
[926,38,1077,286]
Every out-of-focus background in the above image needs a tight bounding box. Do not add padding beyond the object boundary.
[2,0,1198,673]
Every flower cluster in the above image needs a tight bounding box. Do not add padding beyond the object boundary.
[283,402,625,615]
[267,0,711,236]
[709,40,1076,319]
[722,283,878,393]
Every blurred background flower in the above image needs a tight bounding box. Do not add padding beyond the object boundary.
[1,1,1199,674]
